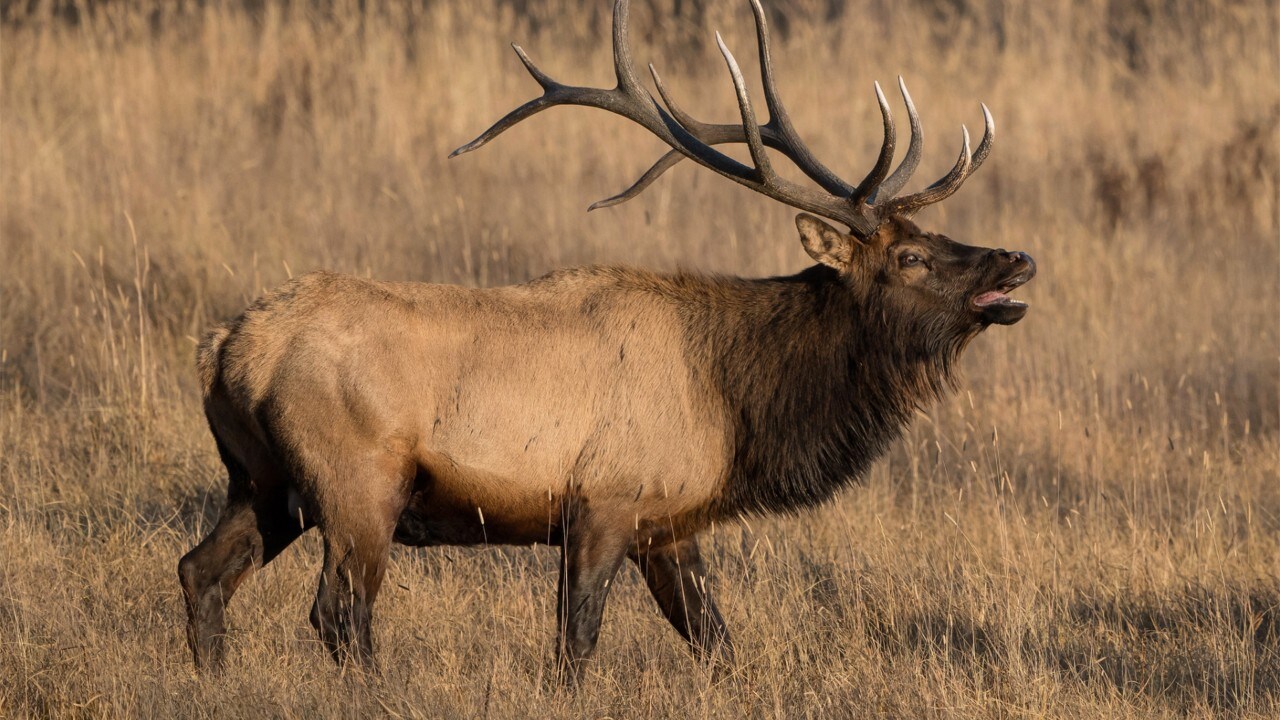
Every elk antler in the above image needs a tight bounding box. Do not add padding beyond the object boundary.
[451,0,994,239]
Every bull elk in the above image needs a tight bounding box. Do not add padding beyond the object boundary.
[179,0,1036,680]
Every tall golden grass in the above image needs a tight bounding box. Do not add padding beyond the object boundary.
[1,0,1277,716]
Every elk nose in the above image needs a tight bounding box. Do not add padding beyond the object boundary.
[1002,250,1036,278]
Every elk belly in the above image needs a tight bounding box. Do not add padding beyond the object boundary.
[393,453,560,547]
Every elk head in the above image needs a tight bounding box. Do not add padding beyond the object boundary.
[452,0,1035,329]
[796,214,1036,332]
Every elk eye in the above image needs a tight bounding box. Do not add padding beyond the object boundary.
[900,253,924,268]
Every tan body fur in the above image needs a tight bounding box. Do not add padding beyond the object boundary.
[201,269,728,548]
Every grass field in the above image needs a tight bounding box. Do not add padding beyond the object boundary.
[1,0,1278,716]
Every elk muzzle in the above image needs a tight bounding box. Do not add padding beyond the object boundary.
[972,250,1036,325]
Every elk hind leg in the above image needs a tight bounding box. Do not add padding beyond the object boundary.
[178,445,305,670]
[308,467,403,669]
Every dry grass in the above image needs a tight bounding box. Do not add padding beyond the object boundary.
[1,0,1278,716]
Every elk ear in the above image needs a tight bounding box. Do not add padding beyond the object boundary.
[796,214,855,271]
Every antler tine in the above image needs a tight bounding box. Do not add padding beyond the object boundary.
[610,0,648,98]
[589,149,684,211]
[969,103,995,173]
[881,100,993,216]
[449,42,643,159]
[715,32,773,179]
[450,45,570,158]
[747,0,853,196]
[870,77,923,203]
[883,126,972,217]
[849,82,897,207]
[649,63,709,136]
[451,1,671,160]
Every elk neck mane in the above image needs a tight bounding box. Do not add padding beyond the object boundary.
[654,264,974,518]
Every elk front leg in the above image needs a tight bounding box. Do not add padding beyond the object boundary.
[555,509,629,684]
[631,535,733,665]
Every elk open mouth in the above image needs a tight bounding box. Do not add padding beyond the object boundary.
[972,287,1026,310]
[971,272,1032,312]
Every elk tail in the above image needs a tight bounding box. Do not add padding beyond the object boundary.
[195,324,232,400]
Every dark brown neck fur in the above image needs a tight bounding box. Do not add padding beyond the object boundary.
[667,264,974,518]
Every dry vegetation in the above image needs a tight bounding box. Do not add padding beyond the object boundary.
[1,0,1278,716]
